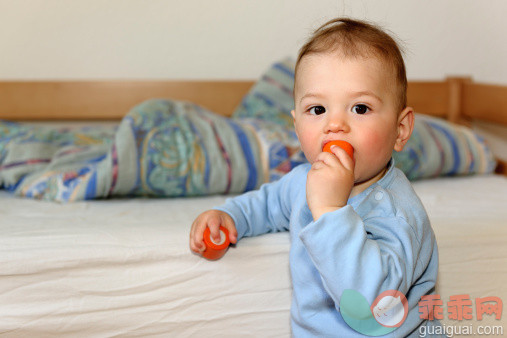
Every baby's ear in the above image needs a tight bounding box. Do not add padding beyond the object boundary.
[394,107,414,152]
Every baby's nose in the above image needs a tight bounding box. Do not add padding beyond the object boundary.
[325,113,349,133]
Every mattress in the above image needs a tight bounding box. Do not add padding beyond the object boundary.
[1,174,506,337]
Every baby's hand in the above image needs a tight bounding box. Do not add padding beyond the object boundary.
[306,145,355,221]
[189,209,238,255]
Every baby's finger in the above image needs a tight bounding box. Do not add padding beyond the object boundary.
[190,240,204,254]
[190,220,206,253]
[221,214,238,244]
[332,146,355,171]
[207,216,223,243]
[190,236,205,254]
[314,151,340,168]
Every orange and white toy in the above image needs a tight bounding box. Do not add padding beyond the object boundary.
[202,226,230,260]
[322,140,354,159]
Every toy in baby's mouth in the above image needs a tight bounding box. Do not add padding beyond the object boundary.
[322,140,354,158]
[202,226,230,260]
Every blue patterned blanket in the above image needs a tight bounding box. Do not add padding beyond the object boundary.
[0,59,496,202]
[0,100,268,201]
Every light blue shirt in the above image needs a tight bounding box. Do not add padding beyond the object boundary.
[216,160,440,337]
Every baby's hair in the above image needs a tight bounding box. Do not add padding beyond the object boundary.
[295,18,407,113]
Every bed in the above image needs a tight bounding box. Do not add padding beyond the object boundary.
[1,71,506,337]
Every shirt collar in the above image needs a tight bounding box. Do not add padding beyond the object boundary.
[347,158,396,207]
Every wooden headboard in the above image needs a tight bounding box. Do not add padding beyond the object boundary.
[1,77,506,123]
[1,77,506,173]
[0,81,254,120]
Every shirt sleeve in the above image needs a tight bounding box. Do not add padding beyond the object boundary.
[298,202,423,305]
[214,166,303,240]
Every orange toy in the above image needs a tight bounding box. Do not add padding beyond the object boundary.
[322,140,354,159]
[202,226,230,260]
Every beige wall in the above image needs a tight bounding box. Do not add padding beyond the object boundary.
[1,0,506,84]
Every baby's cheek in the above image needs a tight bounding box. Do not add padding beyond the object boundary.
[297,133,319,163]
[361,131,384,152]
[358,131,393,161]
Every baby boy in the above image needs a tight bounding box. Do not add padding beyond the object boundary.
[190,17,440,337]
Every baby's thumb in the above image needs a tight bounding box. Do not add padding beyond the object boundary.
[207,217,223,243]
[221,215,238,244]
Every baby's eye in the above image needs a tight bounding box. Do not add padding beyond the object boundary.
[352,104,369,115]
[309,106,326,115]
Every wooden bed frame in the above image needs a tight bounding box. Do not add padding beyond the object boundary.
[1,77,506,173]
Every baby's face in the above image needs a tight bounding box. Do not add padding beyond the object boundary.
[292,52,406,189]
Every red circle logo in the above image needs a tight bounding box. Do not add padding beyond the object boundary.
[370,290,408,328]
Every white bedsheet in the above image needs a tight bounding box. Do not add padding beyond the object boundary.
[1,174,506,337]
